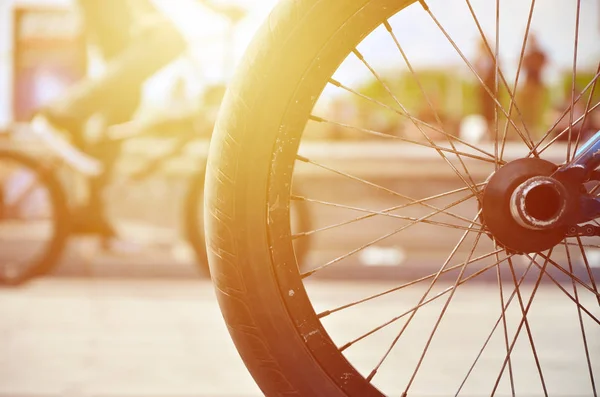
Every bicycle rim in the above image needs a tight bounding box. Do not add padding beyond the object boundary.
[263,1,600,395]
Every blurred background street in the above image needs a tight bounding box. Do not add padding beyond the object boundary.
[0,0,599,395]
[0,277,597,396]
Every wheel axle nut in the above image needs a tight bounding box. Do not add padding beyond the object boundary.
[510,176,568,231]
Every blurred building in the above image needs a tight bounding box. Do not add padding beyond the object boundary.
[0,0,277,129]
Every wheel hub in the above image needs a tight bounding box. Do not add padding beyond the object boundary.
[482,158,573,254]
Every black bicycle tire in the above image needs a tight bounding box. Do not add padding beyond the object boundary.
[184,167,313,276]
[204,0,412,395]
[0,149,69,285]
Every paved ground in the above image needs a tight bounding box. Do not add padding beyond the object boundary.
[0,277,598,397]
[0,278,261,397]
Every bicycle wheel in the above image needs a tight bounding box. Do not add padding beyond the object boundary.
[205,0,600,395]
[0,150,69,285]
[185,167,312,276]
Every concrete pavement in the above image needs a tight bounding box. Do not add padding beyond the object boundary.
[0,277,597,396]
[0,278,261,397]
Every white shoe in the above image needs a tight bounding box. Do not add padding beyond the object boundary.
[30,115,104,176]
[101,237,144,256]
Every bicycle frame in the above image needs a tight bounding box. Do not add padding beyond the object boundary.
[107,124,201,181]
[564,130,600,175]
[556,129,600,224]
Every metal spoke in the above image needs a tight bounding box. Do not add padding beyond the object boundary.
[531,67,600,155]
[573,63,600,157]
[339,248,506,353]
[563,238,600,250]
[494,249,515,395]
[498,0,537,162]
[590,182,600,196]
[504,257,547,395]
[382,20,481,192]
[463,0,538,153]
[565,241,597,396]
[293,184,485,240]
[537,100,600,155]
[319,248,505,319]
[575,236,600,307]
[300,196,481,279]
[296,154,483,226]
[425,2,537,152]
[328,79,499,161]
[456,255,537,396]
[401,230,487,395]
[463,0,539,153]
[351,48,483,200]
[293,195,482,232]
[340,287,456,352]
[566,0,582,162]
[493,0,501,170]
[491,251,553,396]
[529,253,600,326]
[539,252,600,299]
[309,115,497,164]
[364,212,482,383]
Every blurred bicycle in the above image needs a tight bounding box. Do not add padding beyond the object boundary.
[0,0,311,284]
[0,81,313,284]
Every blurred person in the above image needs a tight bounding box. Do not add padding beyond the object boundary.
[30,0,243,240]
[520,33,548,137]
[473,38,498,138]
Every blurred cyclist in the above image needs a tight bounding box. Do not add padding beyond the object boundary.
[31,0,243,239]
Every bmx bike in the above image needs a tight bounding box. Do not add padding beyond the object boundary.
[0,112,312,285]
[0,3,311,286]
[204,0,600,395]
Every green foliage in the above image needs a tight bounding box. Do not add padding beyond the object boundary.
[560,71,600,104]
[355,67,596,120]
